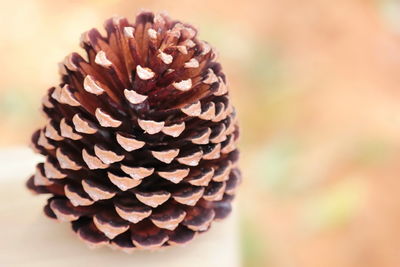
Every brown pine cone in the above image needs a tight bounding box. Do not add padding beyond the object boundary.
[27,11,240,251]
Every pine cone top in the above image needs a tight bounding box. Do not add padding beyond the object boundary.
[28,11,240,251]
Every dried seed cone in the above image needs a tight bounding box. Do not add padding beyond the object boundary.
[27,11,240,251]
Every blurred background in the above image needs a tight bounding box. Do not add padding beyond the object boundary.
[2,0,400,266]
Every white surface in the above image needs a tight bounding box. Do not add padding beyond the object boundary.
[0,147,240,267]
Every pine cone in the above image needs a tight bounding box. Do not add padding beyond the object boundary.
[27,11,240,251]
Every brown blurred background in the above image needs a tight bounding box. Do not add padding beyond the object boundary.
[2,0,400,266]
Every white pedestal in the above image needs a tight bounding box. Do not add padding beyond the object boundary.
[0,147,240,267]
